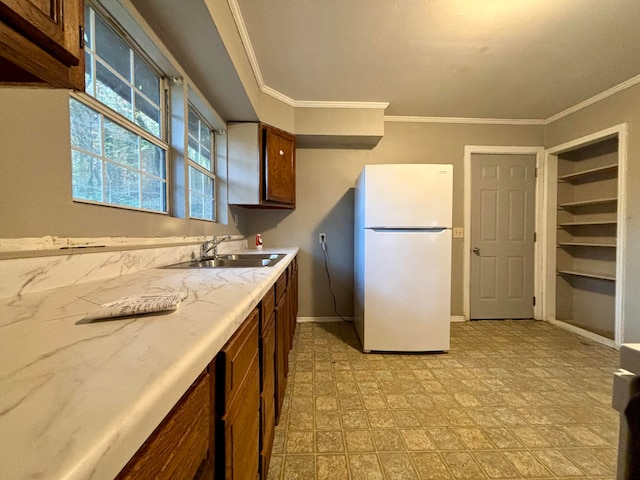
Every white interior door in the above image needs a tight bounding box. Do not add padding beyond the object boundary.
[470,154,536,319]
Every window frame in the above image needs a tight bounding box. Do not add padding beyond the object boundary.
[70,3,170,215]
[187,103,217,222]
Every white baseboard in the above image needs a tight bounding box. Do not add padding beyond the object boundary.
[546,319,617,349]
[296,316,349,323]
[298,316,466,323]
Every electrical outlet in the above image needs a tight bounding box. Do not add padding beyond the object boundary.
[319,232,327,244]
[453,227,464,238]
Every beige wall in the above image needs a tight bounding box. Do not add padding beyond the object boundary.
[546,82,640,342]
[0,88,241,239]
[5,80,637,342]
[244,121,544,318]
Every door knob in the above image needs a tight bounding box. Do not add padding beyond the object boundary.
[473,247,481,256]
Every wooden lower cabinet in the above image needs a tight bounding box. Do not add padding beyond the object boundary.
[275,279,290,424]
[288,258,298,349]
[116,257,298,480]
[116,370,213,480]
[217,308,260,480]
[259,312,276,480]
[221,367,260,480]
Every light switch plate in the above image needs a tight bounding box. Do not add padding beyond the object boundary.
[453,227,464,238]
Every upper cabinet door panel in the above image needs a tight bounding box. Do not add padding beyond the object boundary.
[264,126,295,205]
[0,0,82,66]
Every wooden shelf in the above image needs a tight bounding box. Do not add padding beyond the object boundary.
[558,197,617,209]
[558,164,618,183]
[558,221,617,227]
[558,242,616,248]
[558,270,616,281]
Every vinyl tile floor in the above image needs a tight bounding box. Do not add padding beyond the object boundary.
[267,320,620,480]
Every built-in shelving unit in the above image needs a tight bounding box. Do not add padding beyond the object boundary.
[558,242,616,248]
[558,197,617,208]
[558,221,617,227]
[554,135,620,340]
[557,270,616,281]
[557,164,618,183]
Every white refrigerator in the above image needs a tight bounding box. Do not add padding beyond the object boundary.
[354,164,453,352]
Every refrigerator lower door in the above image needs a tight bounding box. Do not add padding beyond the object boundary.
[363,228,451,352]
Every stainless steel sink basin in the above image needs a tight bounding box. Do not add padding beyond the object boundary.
[163,253,286,269]
[216,253,284,261]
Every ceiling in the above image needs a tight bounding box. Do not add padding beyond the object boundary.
[234,0,640,120]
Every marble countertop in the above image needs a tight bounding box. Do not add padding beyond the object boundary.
[0,247,298,480]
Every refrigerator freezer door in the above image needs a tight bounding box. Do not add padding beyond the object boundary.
[362,164,453,229]
[363,228,452,352]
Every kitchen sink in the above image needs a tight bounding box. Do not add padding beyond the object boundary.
[215,253,283,261]
[163,253,286,269]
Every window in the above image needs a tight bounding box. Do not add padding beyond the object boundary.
[70,4,168,213]
[187,105,216,221]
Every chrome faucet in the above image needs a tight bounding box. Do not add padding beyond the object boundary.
[200,235,231,260]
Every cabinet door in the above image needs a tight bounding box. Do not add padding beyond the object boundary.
[260,316,276,480]
[288,260,298,348]
[261,312,276,401]
[223,367,260,480]
[222,308,259,410]
[275,292,290,423]
[0,0,84,88]
[263,126,295,205]
[116,371,211,480]
[218,309,261,480]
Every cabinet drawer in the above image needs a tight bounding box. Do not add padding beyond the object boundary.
[275,271,287,301]
[260,286,275,333]
[222,308,259,409]
[117,372,210,480]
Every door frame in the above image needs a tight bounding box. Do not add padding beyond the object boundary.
[463,146,545,321]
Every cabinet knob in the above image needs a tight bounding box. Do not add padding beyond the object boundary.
[279,150,284,155]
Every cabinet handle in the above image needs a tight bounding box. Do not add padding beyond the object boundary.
[279,150,284,156]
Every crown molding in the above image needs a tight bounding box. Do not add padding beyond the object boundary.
[295,100,389,109]
[545,73,640,124]
[227,0,264,89]
[384,116,546,126]
[262,85,295,106]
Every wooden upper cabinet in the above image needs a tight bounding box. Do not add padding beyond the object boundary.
[228,122,296,209]
[264,125,295,205]
[0,0,85,90]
